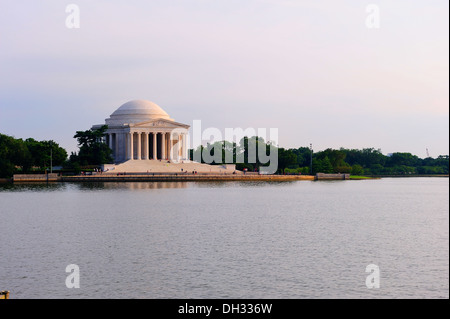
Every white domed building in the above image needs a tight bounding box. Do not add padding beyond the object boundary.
[92,100,190,163]
[93,100,238,174]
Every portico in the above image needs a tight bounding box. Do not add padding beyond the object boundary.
[105,130,188,162]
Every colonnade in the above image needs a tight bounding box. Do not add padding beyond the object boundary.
[105,131,187,162]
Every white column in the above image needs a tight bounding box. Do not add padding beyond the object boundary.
[124,133,127,160]
[168,133,171,160]
[125,133,128,161]
[179,134,182,161]
[122,133,127,162]
[161,132,166,159]
[167,133,171,160]
[129,132,134,160]
[182,133,187,160]
[115,133,119,161]
[168,133,173,160]
[108,133,113,150]
[137,132,141,160]
[174,133,180,161]
[178,134,182,160]
[144,132,149,160]
[141,132,145,160]
[153,133,157,160]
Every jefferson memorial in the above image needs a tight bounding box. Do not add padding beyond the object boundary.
[93,100,189,162]
[94,100,237,174]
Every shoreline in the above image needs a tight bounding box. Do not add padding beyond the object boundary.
[365,174,449,178]
[51,174,316,182]
[4,174,448,184]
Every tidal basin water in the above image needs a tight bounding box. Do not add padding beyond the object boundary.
[0,178,448,299]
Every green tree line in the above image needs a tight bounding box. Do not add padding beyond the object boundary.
[1,131,448,177]
[0,134,67,178]
[189,138,449,175]
[310,148,449,175]
[0,126,112,178]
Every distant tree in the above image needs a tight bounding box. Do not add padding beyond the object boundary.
[278,148,297,174]
[187,140,449,176]
[0,133,67,177]
[387,153,420,167]
[435,155,449,173]
[342,148,386,167]
[316,149,347,168]
[291,147,311,167]
[321,156,334,173]
[351,164,364,175]
[71,125,112,165]
[0,134,27,177]
[223,141,236,164]
[299,167,310,175]
[190,145,204,163]
[334,164,352,174]
[369,164,384,175]
[312,159,322,174]
[239,136,268,168]
[24,138,67,169]
[312,157,333,174]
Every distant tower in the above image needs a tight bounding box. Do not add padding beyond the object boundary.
[426,148,430,157]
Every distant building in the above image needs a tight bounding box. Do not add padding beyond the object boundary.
[92,100,190,163]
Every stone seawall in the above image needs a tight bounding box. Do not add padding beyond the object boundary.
[61,174,315,182]
[13,174,59,182]
[11,173,359,183]
[315,173,350,180]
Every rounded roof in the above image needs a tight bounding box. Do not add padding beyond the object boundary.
[112,100,170,118]
[106,100,173,125]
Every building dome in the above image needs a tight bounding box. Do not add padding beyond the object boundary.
[106,100,173,126]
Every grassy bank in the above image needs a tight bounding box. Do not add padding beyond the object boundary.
[349,175,378,180]
[348,174,449,179]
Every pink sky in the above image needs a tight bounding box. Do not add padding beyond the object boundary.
[0,0,448,157]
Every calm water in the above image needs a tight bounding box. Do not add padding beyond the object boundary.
[0,178,448,299]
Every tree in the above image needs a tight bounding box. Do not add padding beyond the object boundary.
[291,147,311,167]
[312,159,322,174]
[342,148,386,167]
[369,164,384,175]
[335,164,352,173]
[316,149,347,168]
[351,164,364,175]
[191,145,205,163]
[278,148,297,174]
[24,138,67,169]
[0,133,67,177]
[71,125,112,165]
[387,153,420,167]
[312,156,333,174]
[0,134,24,177]
[321,156,334,173]
[188,142,449,175]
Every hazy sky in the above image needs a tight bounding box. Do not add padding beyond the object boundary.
[0,0,448,157]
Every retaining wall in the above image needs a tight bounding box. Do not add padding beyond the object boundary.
[13,174,60,182]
